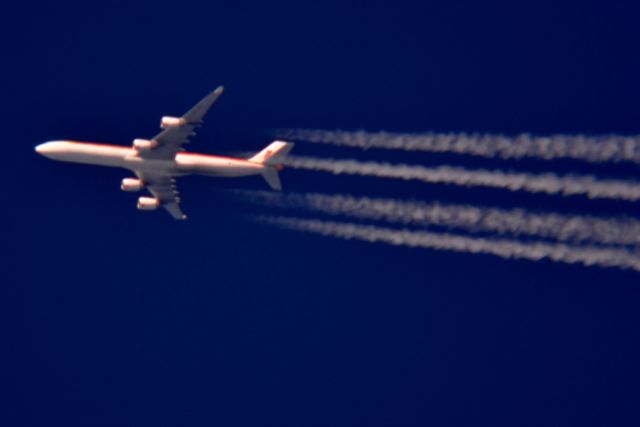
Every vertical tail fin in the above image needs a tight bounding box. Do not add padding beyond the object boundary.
[249,140,295,166]
[249,141,294,191]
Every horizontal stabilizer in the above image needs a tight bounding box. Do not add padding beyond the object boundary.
[262,168,282,191]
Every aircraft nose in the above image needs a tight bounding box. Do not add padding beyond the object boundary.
[35,141,64,157]
[35,143,49,154]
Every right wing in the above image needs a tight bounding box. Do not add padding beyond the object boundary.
[137,171,187,220]
[138,86,224,161]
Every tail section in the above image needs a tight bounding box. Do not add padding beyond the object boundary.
[249,140,294,191]
[249,140,294,166]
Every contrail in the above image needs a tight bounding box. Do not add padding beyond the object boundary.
[284,155,640,201]
[278,129,640,164]
[256,216,640,272]
[235,190,640,247]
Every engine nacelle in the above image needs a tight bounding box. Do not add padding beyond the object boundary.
[160,116,186,128]
[137,196,160,211]
[121,178,144,192]
[133,138,158,151]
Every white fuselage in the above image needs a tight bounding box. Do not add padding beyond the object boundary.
[35,140,265,178]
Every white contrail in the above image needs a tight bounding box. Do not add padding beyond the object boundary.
[278,129,640,164]
[256,216,640,272]
[284,155,640,201]
[235,190,640,247]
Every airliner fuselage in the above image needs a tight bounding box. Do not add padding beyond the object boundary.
[36,140,265,178]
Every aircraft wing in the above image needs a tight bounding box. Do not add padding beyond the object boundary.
[137,172,187,220]
[139,86,224,161]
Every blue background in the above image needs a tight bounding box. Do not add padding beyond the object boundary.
[5,1,640,425]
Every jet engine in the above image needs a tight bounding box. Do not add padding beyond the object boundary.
[160,116,186,128]
[121,178,144,192]
[137,196,160,211]
[133,138,158,151]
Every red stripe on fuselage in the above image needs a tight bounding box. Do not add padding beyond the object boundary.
[178,152,254,164]
[68,142,254,164]
[67,141,134,151]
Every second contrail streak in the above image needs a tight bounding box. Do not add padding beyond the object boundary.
[284,156,640,201]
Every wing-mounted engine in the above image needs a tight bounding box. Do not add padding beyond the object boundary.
[137,196,160,211]
[160,116,186,128]
[121,178,144,192]
[133,138,158,152]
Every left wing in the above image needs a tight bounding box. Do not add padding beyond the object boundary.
[137,171,187,220]
[139,85,224,161]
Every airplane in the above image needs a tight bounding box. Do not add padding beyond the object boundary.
[35,86,294,220]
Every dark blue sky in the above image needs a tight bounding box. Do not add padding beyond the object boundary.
[6,1,640,425]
